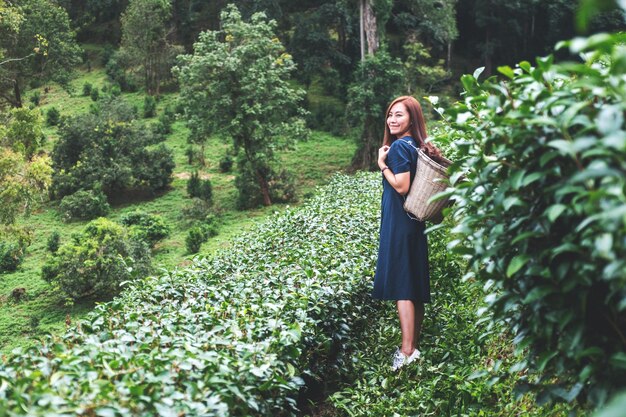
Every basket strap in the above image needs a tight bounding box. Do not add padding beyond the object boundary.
[400,139,419,153]
[399,139,422,222]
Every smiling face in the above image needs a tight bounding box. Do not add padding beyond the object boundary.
[387,102,412,138]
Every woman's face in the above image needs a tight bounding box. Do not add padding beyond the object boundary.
[387,102,411,138]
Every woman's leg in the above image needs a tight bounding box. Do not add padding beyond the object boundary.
[397,300,415,356]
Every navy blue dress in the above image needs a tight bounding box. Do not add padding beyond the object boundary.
[372,136,431,303]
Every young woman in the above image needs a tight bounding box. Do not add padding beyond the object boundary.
[373,95,442,371]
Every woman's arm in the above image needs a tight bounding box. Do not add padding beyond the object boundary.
[378,145,411,195]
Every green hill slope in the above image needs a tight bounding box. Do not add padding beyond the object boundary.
[0,67,355,355]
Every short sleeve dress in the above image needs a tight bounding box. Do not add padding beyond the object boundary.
[372,136,431,303]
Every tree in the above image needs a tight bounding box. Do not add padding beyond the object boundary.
[120,0,182,95]
[50,98,174,200]
[0,0,81,107]
[393,0,458,68]
[347,49,403,170]
[175,4,308,207]
[0,108,51,226]
[1,107,45,160]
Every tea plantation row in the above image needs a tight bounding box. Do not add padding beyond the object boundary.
[0,173,382,416]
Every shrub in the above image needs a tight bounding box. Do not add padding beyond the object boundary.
[82,82,92,96]
[50,98,174,199]
[41,218,152,299]
[445,33,626,407]
[186,171,212,203]
[120,210,170,247]
[29,91,40,106]
[0,241,26,273]
[46,107,61,126]
[90,87,99,101]
[59,189,110,222]
[219,154,233,173]
[154,108,174,134]
[185,225,207,254]
[143,95,156,118]
[46,231,61,253]
[105,52,138,92]
[109,83,121,97]
[181,198,213,222]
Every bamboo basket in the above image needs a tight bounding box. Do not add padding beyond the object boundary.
[403,148,452,223]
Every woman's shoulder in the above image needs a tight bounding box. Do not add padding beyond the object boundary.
[391,137,418,150]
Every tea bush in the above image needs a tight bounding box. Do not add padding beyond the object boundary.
[0,173,383,415]
[444,33,626,407]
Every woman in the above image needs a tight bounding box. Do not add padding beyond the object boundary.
[373,95,442,371]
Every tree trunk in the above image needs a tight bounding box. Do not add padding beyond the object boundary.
[13,79,22,108]
[256,169,272,206]
[363,0,379,56]
[351,115,378,171]
[359,0,365,61]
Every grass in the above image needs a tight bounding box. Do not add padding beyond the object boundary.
[0,66,356,355]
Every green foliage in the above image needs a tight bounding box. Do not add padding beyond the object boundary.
[105,51,137,92]
[181,198,213,223]
[120,0,181,94]
[82,82,92,96]
[50,98,174,199]
[0,148,52,226]
[89,86,99,101]
[46,230,60,253]
[1,107,46,160]
[445,33,626,407]
[347,49,404,170]
[143,95,156,118]
[0,0,82,107]
[120,210,170,247]
[403,37,450,94]
[0,240,26,273]
[29,91,40,106]
[41,218,152,300]
[59,189,110,222]
[235,158,296,209]
[186,171,212,203]
[175,4,309,206]
[154,105,174,134]
[185,225,208,254]
[219,154,234,173]
[0,173,383,415]
[46,106,61,126]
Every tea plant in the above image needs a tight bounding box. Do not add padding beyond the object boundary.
[0,173,383,415]
[445,33,626,407]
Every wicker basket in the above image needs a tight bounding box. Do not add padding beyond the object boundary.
[403,149,452,223]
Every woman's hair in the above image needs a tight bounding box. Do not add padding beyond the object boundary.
[382,96,442,160]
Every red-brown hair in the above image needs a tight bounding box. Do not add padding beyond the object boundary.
[382,96,441,160]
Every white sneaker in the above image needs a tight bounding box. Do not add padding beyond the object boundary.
[391,347,421,371]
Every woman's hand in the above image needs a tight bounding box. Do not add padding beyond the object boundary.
[378,145,390,169]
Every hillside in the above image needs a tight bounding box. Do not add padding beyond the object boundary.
[0,66,356,355]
